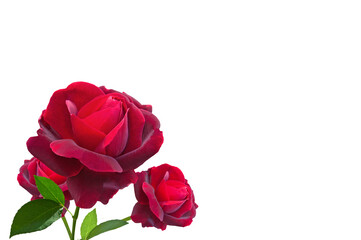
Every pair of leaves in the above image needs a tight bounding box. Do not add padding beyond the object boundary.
[10,176,65,238]
[80,209,128,240]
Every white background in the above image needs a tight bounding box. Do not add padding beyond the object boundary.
[1,1,361,239]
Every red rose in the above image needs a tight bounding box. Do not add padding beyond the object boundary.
[17,157,71,215]
[26,82,163,208]
[131,164,197,230]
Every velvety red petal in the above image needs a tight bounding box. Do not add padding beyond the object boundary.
[50,139,123,173]
[96,110,129,157]
[27,136,83,177]
[165,181,188,201]
[83,105,121,134]
[134,171,150,204]
[141,109,160,141]
[164,206,196,227]
[43,82,104,139]
[131,203,167,230]
[122,102,145,154]
[171,185,196,218]
[67,168,136,208]
[71,114,106,150]
[77,94,108,119]
[122,92,153,112]
[150,164,185,188]
[17,165,39,196]
[142,182,164,221]
[160,200,187,214]
[116,128,163,171]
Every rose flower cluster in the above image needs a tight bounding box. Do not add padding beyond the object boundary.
[17,82,197,230]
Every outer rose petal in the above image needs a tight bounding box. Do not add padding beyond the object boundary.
[163,205,196,227]
[131,203,167,230]
[50,139,123,173]
[27,136,83,177]
[134,172,149,204]
[43,82,104,138]
[116,129,163,171]
[67,168,137,208]
[142,182,164,221]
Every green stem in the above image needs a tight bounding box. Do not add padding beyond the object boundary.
[121,216,132,222]
[62,217,72,239]
[71,207,80,240]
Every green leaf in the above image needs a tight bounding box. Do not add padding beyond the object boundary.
[81,209,97,240]
[86,220,128,240]
[10,199,63,238]
[34,175,65,206]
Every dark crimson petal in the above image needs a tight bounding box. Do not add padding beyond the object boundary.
[70,114,106,150]
[67,168,137,208]
[17,164,39,196]
[27,136,83,177]
[96,110,129,157]
[131,203,167,230]
[141,109,160,141]
[50,139,123,173]
[122,92,153,112]
[116,129,163,171]
[142,182,164,221]
[122,102,145,154]
[150,164,185,188]
[43,82,104,139]
[164,205,196,227]
[134,171,149,204]
[160,200,187,214]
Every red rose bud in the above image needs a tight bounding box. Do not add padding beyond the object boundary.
[17,157,71,215]
[131,164,197,230]
[26,82,163,208]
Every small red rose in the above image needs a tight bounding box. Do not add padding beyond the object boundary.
[17,157,71,215]
[27,82,163,208]
[131,164,197,230]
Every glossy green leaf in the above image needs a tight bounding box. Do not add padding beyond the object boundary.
[81,209,97,240]
[10,199,62,238]
[34,175,65,206]
[86,220,128,240]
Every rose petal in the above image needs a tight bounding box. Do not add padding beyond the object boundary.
[142,182,164,221]
[160,200,187,214]
[77,94,109,119]
[116,129,163,171]
[163,205,196,227]
[134,171,150,204]
[67,168,136,208]
[122,102,145,154]
[131,203,167,230]
[71,114,106,150]
[96,110,129,157]
[83,105,121,134]
[27,136,83,177]
[50,139,123,173]
[141,109,160,141]
[43,82,104,138]
[150,164,185,188]
[122,92,153,112]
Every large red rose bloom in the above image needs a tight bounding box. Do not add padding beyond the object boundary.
[27,82,163,208]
